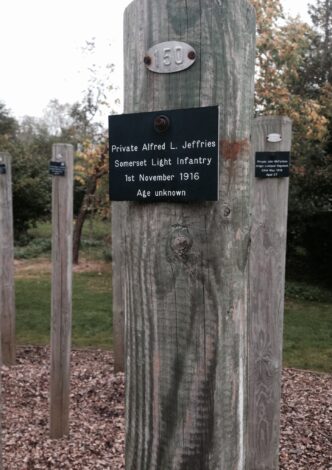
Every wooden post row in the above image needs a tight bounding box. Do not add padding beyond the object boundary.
[117,0,256,468]
[0,151,12,470]
[248,116,292,469]
[0,152,15,367]
[49,144,73,439]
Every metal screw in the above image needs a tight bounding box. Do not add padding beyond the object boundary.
[144,55,152,66]
[154,115,170,133]
[188,51,196,60]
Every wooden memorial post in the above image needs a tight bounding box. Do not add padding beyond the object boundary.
[0,152,6,470]
[112,204,125,373]
[112,0,256,468]
[0,151,15,469]
[0,368,2,470]
[49,144,73,439]
[249,116,292,469]
[0,152,15,366]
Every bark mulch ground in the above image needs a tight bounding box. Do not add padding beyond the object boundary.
[1,347,331,469]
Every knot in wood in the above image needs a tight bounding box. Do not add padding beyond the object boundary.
[170,227,193,258]
[223,206,231,217]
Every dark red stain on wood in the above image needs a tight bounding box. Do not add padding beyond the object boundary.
[220,139,250,161]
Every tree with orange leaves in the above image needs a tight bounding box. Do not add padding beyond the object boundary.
[252,0,328,146]
[252,0,332,283]
[73,139,109,264]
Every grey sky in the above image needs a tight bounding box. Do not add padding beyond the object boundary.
[0,0,312,119]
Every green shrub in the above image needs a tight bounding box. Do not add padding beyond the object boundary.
[285,280,332,303]
[102,247,112,262]
[15,238,52,259]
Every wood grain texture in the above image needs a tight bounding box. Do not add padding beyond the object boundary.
[49,144,73,439]
[0,358,2,469]
[0,348,2,470]
[0,152,15,366]
[120,1,256,469]
[248,116,292,470]
[0,152,7,470]
[112,202,125,373]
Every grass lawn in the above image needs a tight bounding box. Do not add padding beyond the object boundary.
[284,300,332,372]
[283,281,332,373]
[14,254,332,373]
[16,264,112,349]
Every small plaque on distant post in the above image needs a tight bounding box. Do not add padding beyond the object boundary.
[0,163,6,174]
[49,161,66,176]
[255,151,290,178]
[109,106,219,202]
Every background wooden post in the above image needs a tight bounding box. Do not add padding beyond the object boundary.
[49,143,73,439]
[120,1,256,468]
[0,364,2,469]
[249,116,292,469]
[0,152,15,366]
[112,203,125,373]
[0,345,2,470]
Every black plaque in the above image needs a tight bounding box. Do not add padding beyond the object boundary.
[255,151,290,178]
[49,161,66,176]
[109,106,219,201]
[0,163,6,175]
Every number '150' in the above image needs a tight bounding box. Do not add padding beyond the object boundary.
[153,46,185,67]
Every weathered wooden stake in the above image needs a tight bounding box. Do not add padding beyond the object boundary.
[120,1,256,468]
[112,203,125,373]
[49,144,73,439]
[249,116,292,469]
[0,242,2,470]
[0,152,15,366]
[0,360,2,470]
[0,343,2,470]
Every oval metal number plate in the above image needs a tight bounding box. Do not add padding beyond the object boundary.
[144,41,196,74]
[267,133,282,143]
